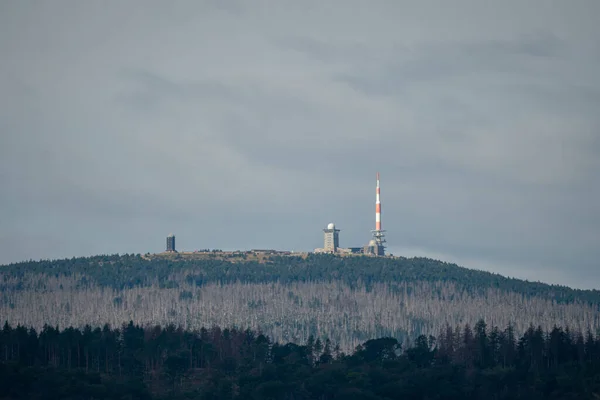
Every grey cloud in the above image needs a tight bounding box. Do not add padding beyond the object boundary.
[114,69,237,113]
[274,36,374,65]
[464,32,565,58]
[336,34,568,97]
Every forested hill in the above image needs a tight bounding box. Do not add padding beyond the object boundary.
[2,253,599,304]
[2,253,600,350]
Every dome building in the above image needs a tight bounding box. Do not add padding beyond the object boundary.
[323,222,340,253]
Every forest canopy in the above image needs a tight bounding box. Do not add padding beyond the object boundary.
[2,253,599,305]
[1,321,600,399]
[2,253,599,352]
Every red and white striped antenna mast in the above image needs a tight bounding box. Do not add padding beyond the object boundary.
[376,172,381,231]
[371,172,386,254]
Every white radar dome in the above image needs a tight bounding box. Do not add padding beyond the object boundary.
[368,239,377,247]
[327,223,335,230]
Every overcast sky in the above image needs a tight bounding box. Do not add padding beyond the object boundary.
[1,1,599,289]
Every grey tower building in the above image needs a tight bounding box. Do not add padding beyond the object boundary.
[364,239,384,256]
[323,223,340,253]
[166,234,176,252]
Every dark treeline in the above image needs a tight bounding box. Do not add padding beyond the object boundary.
[3,253,600,305]
[2,321,600,399]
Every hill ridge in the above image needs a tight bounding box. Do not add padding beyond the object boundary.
[2,252,599,304]
[2,253,599,350]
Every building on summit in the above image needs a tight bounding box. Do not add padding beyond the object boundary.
[314,223,363,254]
[314,222,341,253]
[323,222,340,253]
[166,234,176,252]
[364,239,384,256]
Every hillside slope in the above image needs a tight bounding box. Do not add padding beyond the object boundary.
[1,253,599,350]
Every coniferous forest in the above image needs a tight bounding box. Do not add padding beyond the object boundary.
[1,321,600,399]
[1,254,599,351]
[2,253,600,398]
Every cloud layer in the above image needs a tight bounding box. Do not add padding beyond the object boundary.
[1,1,599,288]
